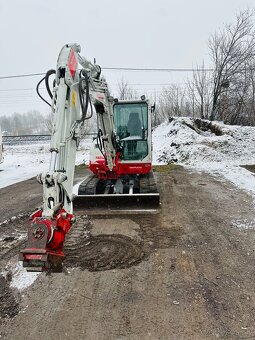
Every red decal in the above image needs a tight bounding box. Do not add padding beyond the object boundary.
[96,93,105,101]
[68,49,77,78]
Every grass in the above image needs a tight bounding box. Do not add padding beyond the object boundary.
[75,164,90,174]
[153,164,183,173]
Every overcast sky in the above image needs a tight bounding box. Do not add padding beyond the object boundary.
[0,0,254,116]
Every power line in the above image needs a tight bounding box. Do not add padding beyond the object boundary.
[0,67,214,80]
[102,67,213,72]
[0,88,40,92]
[0,83,188,93]
[0,73,45,80]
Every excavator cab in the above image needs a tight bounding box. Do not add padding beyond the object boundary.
[89,98,153,177]
[114,101,149,161]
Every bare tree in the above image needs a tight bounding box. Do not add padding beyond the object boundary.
[188,63,212,119]
[218,63,251,124]
[44,111,54,133]
[209,9,255,121]
[117,78,138,100]
[158,84,187,120]
[0,110,48,135]
[248,61,255,121]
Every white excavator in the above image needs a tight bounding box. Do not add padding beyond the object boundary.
[19,43,159,271]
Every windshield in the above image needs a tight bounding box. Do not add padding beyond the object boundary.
[113,102,148,161]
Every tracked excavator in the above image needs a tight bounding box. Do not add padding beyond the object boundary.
[19,43,159,272]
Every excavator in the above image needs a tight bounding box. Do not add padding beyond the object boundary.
[19,43,159,272]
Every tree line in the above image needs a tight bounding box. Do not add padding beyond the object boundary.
[0,111,48,135]
[162,9,255,126]
[120,9,255,127]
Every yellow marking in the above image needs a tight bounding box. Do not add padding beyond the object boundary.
[71,91,76,107]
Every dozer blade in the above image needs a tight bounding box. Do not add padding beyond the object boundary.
[74,193,160,210]
[73,171,160,211]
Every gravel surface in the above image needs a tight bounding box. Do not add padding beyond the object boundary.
[1,167,255,339]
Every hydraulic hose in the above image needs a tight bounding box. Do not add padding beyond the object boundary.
[36,69,56,107]
[97,129,106,160]
[79,70,90,121]
[45,69,56,99]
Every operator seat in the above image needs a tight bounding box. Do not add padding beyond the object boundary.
[126,112,142,157]
[127,112,142,137]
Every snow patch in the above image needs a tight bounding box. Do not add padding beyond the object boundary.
[10,262,39,291]
[2,262,39,291]
[231,218,255,229]
[0,137,93,189]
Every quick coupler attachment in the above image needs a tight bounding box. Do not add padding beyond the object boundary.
[19,208,75,272]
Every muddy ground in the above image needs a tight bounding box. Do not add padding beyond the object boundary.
[1,166,255,339]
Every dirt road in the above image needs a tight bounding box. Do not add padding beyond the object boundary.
[1,166,255,339]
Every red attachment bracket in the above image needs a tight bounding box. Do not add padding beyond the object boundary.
[19,208,74,272]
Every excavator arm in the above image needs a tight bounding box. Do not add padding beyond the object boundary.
[19,43,117,271]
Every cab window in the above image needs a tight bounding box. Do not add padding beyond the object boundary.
[113,102,148,160]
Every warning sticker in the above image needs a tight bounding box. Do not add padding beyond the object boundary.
[68,49,77,78]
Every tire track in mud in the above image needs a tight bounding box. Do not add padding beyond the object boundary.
[0,215,32,332]
[0,275,20,322]
[63,211,184,274]
[64,216,145,271]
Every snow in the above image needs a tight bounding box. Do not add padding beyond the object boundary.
[2,122,255,203]
[1,261,39,291]
[0,138,92,189]
[9,262,39,291]
[153,117,255,200]
[0,143,50,189]
[231,218,255,230]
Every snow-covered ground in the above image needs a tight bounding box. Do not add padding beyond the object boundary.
[153,117,255,200]
[0,138,92,189]
[1,120,255,201]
